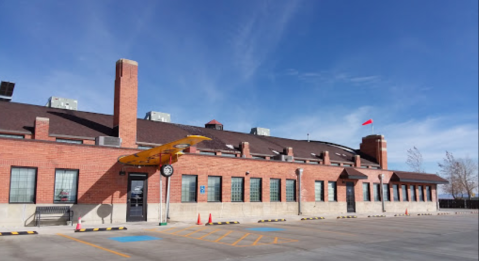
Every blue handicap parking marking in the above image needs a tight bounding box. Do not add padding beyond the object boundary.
[246,227,285,232]
[109,235,162,243]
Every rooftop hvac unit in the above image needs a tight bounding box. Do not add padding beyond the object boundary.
[145,111,171,122]
[46,96,78,110]
[0,81,15,102]
[250,127,270,136]
[95,136,122,147]
[273,155,293,162]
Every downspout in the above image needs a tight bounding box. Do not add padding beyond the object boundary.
[297,168,303,215]
[379,174,385,212]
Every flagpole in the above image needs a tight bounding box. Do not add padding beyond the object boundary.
[372,123,374,134]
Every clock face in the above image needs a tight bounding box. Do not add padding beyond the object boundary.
[161,164,174,177]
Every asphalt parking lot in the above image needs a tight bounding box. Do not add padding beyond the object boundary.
[1,214,478,261]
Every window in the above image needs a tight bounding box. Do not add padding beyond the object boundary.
[54,169,78,203]
[343,164,352,167]
[294,160,305,163]
[418,185,424,201]
[383,184,390,201]
[0,133,24,139]
[309,161,319,164]
[393,184,399,201]
[373,183,380,201]
[250,178,262,202]
[331,162,340,166]
[181,175,197,202]
[363,183,370,201]
[328,181,337,201]
[9,167,36,203]
[252,156,265,160]
[286,180,296,202]
[360,165,368,169]
[199,151,215,156]
[208,176,221,202]
[402,185,408,201]
[315,181,324,201]
[138,145,153,150]
[372,166,381,169]
[426,186,432,201]
[270,179,281,202]
[410,185,416,201]
[231,177,244,202]
[56,138,83,144]
[221,153,236,158]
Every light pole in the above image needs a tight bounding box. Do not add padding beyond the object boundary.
[379,174,385,213]
[296,168,303,215]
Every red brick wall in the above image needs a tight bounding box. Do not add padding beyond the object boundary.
[359,135,388,169]
[33,117,54,141]
[113,59,138,148]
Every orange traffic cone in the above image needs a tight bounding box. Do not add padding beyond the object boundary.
[405,209,408,215]
[196,213,203,225]
[75,216,82,230]
[208,213,213,224]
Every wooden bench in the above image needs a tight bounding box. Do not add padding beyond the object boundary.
[35,206,74,227]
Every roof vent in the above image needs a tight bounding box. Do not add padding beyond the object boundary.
[250,127,270,136]
[273,155,293,162]
[205,119,223,130]
[145,111,171,122]
[0,81,15,102]
[46,96,78,110]
[95,136,122,147]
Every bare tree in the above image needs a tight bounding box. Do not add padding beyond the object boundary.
[438,151,478,199]
[406,146,425,173]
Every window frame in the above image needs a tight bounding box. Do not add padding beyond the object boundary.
[9,166,37,204]
[392,184,399,202]
[250,178,262,202]
[53,168,79,204]
[270,179,281,202]
[231,177,244,202]
[426,186,432,201]
[181,175,198,203]
[56,138,83,144]
[363,182,370,202]
[328,181,337,202]
[207,176,222,202]
[418,185,424,201]
[0,133,24,139]
[383,184,390,201]
[286,179,296,202]
[315,181,324,202]
[402,184,408,201]
[410,185,417,202]
[373,183,381,202]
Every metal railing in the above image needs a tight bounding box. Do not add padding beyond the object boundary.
[439,199,479,209]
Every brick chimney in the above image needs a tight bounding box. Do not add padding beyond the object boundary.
[240,142,251,158]
[34,117,54,141]
[113,59,138,148]
[359,135,387,169]
[322,151,331,165]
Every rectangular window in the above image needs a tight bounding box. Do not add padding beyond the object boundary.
[373,183,380,201]
[308,161,319,164]
[360,165,368,169]
[410,185,416,201]
[231,177,244,202]
[418,185,424,201]
[138,145,153,150]
[56,138,83,144]
[331,162,340,166]
[270,179,281,202]
[250,178,262,202]
[252,156,265,160]
[221,153,236,158]
[363,182,370,201]
[181,175,197,202]
[393,184,399,202]
[0,133,24,139]
[343,164,352,167]
[328,181,337,202]
[286,180,296,202]
[54,169,79,203]
[199,151,216,156]
[207,176,221,202]
[383,184,390,201]
[315,181,324,201]
[9,167,36,203]
[402,185,408,201]
[426,186,432,201]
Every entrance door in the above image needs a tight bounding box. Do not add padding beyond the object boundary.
[127,173,148,222]
[346,182,356,213]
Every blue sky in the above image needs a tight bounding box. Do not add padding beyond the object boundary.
[0,0,477,174]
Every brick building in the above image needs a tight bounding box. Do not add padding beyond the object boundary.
[0,59,448,227]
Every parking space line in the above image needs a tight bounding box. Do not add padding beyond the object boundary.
[232,233,250,246]
[252,235,263,246]
[56,233,130,258]
[273,237,278,244]
[185,227,208,237]
[171,226,197,235]
[214,230,233,242]
[198,229,221,239]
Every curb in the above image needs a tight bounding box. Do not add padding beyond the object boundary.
[455,211,478,214]
[417,213,432,216]
[75,227,127,232]
[337,216,357,219]
[0,231,38,236]
[258,219,286,223]
[301,217,325,220]
[205,221,240,226]
[437,213,450,215]
[368,215,386,218]
[394,214,410,217]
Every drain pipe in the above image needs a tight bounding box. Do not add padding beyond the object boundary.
[297,168,303,215]
[379,174,385,213]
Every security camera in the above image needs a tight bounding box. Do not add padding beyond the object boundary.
[246,171,250,175]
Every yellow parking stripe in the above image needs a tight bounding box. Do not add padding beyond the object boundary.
[214,230,233,242]
[57,233,130,258]
[232,233,250,246]
[253,235,263,246]
[171,226,197,235]
[198,229,221,239]
[185,227,207,237]
[273,237,278,244]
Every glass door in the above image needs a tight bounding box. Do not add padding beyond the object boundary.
[127,173,148,222]
[346,182,356,213]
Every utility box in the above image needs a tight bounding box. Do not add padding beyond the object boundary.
[46,97,78,110]
[145,111,171,122]
[250,127,270,136]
